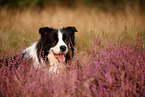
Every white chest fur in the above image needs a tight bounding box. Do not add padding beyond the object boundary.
[48,50,65,74]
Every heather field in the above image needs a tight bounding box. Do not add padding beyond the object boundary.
[0,7,145,97]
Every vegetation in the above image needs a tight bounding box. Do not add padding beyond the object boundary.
[0,2,145,97]
[0,38,145,96]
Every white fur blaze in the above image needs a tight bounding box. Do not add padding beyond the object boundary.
[50,29,68,55]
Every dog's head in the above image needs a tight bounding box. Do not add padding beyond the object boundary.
[37,26,78,63]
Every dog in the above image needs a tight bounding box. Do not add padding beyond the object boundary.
[0,26,78,73]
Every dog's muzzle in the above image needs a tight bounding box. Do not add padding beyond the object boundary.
[51,45,67,62]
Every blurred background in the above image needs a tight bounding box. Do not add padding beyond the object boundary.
[0,0,145,54]
[0,0,145,12]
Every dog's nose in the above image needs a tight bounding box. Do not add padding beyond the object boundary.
[60,45,66,52]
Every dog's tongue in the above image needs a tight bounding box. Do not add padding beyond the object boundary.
[55,54,65,62]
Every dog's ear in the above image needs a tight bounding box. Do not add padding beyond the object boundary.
[39,27,53,35]
[64,26,78,35]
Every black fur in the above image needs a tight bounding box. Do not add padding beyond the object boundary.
[36,27,58,62]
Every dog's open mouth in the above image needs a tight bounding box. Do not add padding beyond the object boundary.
[54,53,65,62]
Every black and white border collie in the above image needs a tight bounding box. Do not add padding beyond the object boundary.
[22,26,78,73]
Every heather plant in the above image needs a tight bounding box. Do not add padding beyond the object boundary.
[0,32,144,97]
